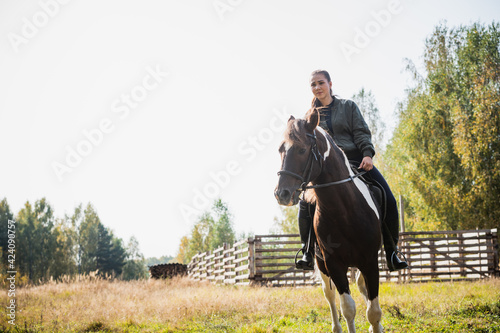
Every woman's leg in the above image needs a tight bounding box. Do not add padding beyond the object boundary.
[296,200,315,270]
[367,166,408,271]
[367,167,399,245]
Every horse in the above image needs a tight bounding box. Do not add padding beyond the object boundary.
[274,108,384,333]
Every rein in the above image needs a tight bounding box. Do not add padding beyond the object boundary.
[277,130,366,194]
[305,171,366,189]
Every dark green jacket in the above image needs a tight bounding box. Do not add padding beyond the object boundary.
[317,97,375,160]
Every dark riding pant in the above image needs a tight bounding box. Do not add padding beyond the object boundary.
[364,165,400,247]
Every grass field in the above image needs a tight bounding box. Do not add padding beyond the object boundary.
[1,275,499,332]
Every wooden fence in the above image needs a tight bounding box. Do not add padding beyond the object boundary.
[397,229,499,282]
[188,229,498,286]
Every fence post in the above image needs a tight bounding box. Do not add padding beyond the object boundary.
[255,236,262,284]
[192,252,201,280]
[222,242,229,284]
[487,229,499,277]
[235,240,243,283]
[430,239,437,279]
[494,229,499,277]
[458,233,466,277]
[248,237,255,282]
[399,195,405,233]
[213,246,220,283]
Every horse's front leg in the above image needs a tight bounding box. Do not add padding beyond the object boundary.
[318,269,342,332]
[329,266,356,333]
[339,292,356,332]
[356,269,383,333]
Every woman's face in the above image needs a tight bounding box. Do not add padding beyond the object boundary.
[310,74,332,100]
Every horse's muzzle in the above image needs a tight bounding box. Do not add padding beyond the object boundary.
[274,187,300,206]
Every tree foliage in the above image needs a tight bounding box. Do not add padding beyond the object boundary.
[0,198,14,274]
[0,198,132,282]
[271,206,299,235]
[384,22,500,231]
[351,88,387,155]
[176,199,236,264]
[122,236,148,280]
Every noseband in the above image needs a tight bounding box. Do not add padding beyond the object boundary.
[277,132,323,192]
[277,130,366,195]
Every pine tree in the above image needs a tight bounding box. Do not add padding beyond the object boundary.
[0,198,14,272]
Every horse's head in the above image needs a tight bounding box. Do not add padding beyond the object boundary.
[274,108,322,206]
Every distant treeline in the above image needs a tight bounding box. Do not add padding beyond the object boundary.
[0,198,150,283]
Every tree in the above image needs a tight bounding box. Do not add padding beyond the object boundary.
[351,88,386,155]
[146,255,174,266]
[108,236,127,276]
[122,236,148,280]
[176,235,191,264]
[384,22,500,230]
[2,198,133,281]
[78,204,100,273]
[176,199,236,264]
[0,198,14,272]
[93,221,126,277]
[76,203,126,276]
[271,206,299,234]
[34,198,57,280]
[185,211,214,262]
[51,217,78,278]
[15,199,58,281]
[17,202,36,280]
[210,199,235,249]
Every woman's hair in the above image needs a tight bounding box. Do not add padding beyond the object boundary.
[310,69,333,107]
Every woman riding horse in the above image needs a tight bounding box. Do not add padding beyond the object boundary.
[296,69,408,272]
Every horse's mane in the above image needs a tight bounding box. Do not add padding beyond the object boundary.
[283,118,309,148]
[292,108,346,205]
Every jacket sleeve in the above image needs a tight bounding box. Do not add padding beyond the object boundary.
[349,100,375,158]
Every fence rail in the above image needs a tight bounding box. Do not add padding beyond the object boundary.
[188,229,498,286]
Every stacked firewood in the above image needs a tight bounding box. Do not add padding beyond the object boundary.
[149,263,188,279]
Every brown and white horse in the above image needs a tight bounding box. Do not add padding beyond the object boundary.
[274,109,383,333]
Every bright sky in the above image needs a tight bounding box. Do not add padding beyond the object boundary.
[1,0,499,259]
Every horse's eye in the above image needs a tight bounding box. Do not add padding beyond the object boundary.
[299,148,306,154]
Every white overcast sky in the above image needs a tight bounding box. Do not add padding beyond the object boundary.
[1,0,499,258]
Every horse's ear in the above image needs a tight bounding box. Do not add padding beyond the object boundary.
[288,115,295,122]
[305,108,319,132]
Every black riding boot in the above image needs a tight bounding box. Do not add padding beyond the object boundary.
[296,200,315,270]
[382,220,408,272]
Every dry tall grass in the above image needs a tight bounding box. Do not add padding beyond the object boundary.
[1,275,499,332]
[1,275,327,332]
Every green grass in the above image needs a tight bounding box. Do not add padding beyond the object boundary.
[0,276,499,332]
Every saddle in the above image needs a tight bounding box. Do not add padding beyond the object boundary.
[348,162,387,224]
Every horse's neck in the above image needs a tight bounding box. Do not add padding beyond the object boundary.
[316,130,351,183]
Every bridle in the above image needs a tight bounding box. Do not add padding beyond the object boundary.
[277,130,366,197]
[277,132,322,193]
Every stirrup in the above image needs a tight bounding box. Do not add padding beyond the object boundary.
[388,250,408,272]
[295,249,314,270]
